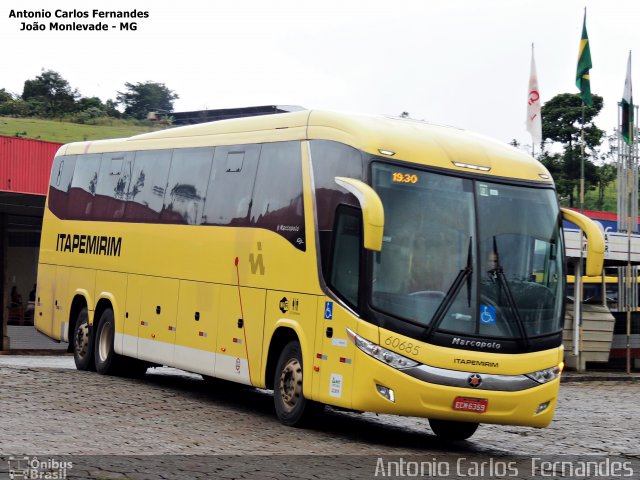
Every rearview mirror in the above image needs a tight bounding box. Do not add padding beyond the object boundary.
[561,208,605,277]
[334,177,384,251]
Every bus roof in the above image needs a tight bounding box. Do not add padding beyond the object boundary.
[58,110,552,183]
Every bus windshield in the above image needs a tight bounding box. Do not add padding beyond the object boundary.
[370,162,565,341]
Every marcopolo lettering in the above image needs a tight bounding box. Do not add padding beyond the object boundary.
[56,233,122,256]
[451,337,502,350]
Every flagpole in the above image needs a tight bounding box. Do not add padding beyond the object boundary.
[576,101,585,367]
[532,43,536,158]
[574,6,592,367]
[580,104,585,214]
[579,9,586,214]
[625,51,633,374]
[619,50,635,374]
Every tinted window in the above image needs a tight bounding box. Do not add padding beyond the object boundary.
[202,145,260,226]
[330,206,361,307]
[68,154,101,219]
[251,142,305,250]
[125,150,172,222]
[92,152,134,220]
[163,148,214,225]
[48,155,76,218]
[310,140,364,276]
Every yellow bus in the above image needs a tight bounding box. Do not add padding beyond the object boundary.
[35,110,604,440]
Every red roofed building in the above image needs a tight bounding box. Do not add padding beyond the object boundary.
[1,136,61,349]
[0,136,59,195]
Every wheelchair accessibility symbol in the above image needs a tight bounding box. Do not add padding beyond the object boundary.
[324,301,333,320]
[480,305,496,325]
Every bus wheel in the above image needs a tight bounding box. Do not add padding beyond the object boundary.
[274,341,319,426]
[94,308,119,375]
[428,419,479,441]
[73,307,95,371]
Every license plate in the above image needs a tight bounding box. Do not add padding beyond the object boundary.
[453,396,488,413]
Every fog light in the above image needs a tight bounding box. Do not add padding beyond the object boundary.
[536,401,550,414]
[376,384,395,403]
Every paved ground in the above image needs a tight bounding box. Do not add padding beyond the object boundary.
[5,326,68,351]
[0,356,638,479]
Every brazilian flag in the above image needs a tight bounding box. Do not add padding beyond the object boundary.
[576,12,592,107]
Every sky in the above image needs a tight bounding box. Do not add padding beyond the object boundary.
[2,0,639,149]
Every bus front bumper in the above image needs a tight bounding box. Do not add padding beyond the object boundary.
[350,349,560,428]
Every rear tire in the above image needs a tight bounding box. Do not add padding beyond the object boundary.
[73,307,95,371]
[273,341,321,426]
[94,308,119,375]
[428,419,479,440]
[94,308,148,377]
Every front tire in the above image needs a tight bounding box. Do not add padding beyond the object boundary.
[73,307,95,371]
[429,419,479,440]
[273,341,320,426]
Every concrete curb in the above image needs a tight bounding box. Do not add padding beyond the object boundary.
[561,372,640,382]
[0,350,71,356]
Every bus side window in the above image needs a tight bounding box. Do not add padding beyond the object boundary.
[310,140,364,279]
[162,147,214,225]
[68,154,101,219]
[47,155,77,219]
[202,145,260,226]
[92,152,134,220]
[125,150,172,223]
[329,206,362,308]
[251,141,305,250]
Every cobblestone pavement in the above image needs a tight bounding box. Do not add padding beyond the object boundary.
[0,356,638,479]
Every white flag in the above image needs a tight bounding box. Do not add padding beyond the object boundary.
[526,44,542,144]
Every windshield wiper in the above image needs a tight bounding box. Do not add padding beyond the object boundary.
[425,237,473,340]
[489,237,530,349]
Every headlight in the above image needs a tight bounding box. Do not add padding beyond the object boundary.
[526,364,563,384]
[346,328,418,369]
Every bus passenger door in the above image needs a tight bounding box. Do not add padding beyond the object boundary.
[137,277,179,365]
[215,285,265,385]
[174,280,219,376]
[312,298,357,408]
[311,206,362,407]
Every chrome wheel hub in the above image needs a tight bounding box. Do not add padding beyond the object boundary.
[75,322,89,359]
[279,358,303,412]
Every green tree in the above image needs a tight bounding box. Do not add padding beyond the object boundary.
[594,163,616,211]
[540,92,604,207]
[104,99,121,118]
[21,69,79,117]
[77,96,105,112]
[0,88,13,104]
[0,88,28,116]
[116,81,179,120]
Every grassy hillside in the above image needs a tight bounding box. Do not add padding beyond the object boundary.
[0,116,164,144]
[560,179,618,213]
[585,180,618,212]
